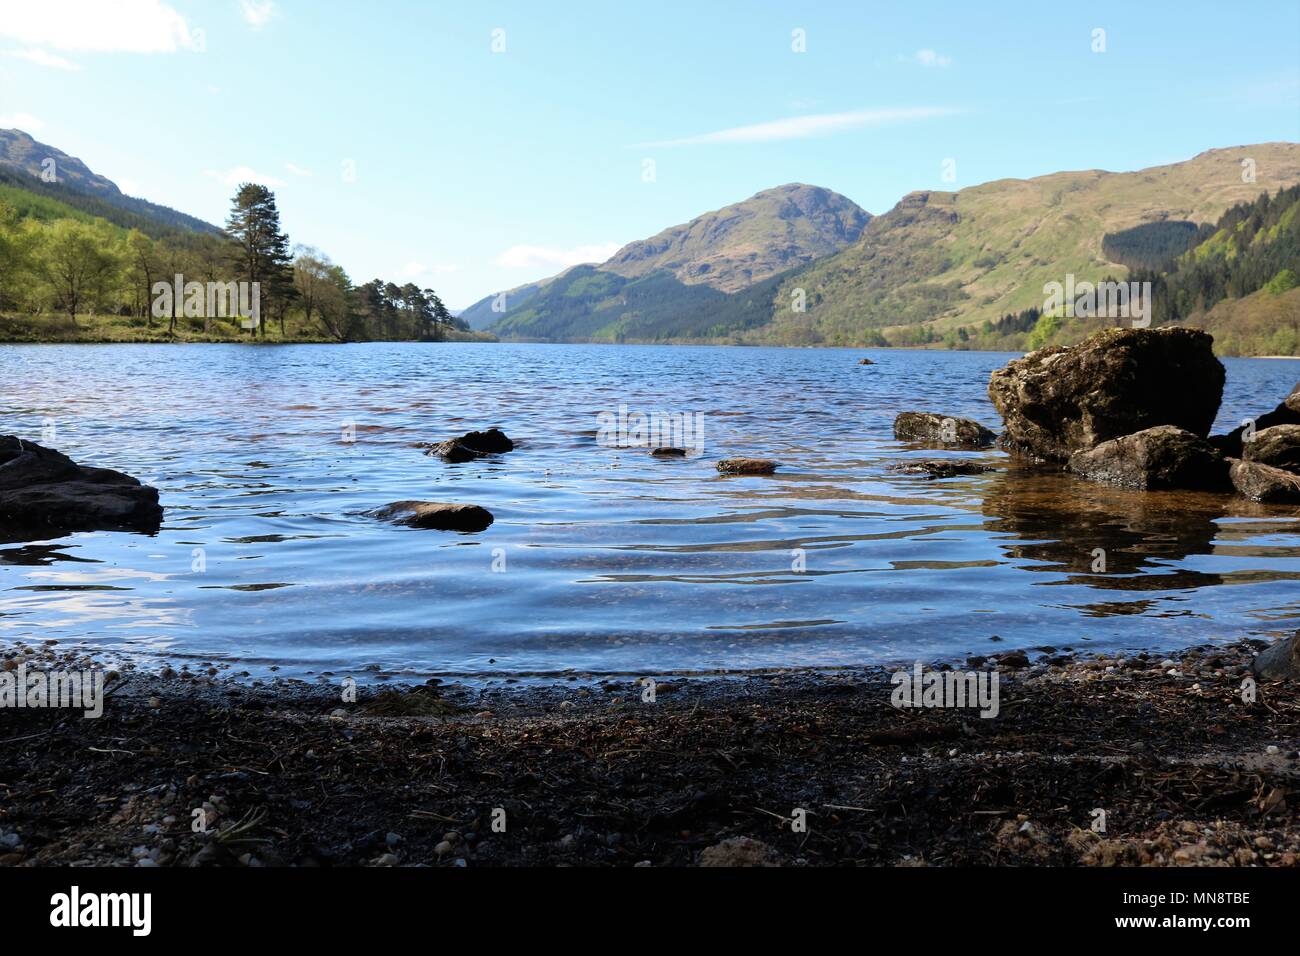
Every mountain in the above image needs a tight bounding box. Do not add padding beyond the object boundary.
[0,128,221,236]
[600,183,870,292]
[486,183,870,340]
[759,143,1300,346]
[460,275,559,330]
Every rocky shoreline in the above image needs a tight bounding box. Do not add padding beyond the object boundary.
[0,638,1297,867]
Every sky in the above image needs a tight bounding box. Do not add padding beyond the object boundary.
[0,0,1298,309]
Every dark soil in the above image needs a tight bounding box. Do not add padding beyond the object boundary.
[1,640,1297,867]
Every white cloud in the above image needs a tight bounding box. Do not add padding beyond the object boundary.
[0,111,45,132]
[204,165,285,188]
[912,49,953,68]
[285,162,312,177]
[495,243,622,270]
[0,0,193,53]
[634,106,955,148]
[5,48,81,70]
[239,0,275,30]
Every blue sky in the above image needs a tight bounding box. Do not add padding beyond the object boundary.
[1,0,1297,308]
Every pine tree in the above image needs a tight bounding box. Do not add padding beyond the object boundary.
[224,183,293,337]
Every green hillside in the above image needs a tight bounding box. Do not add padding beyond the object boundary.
[756,143,1300,347]
[491,264,787,342]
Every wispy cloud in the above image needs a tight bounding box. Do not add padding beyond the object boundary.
[633,106,955,148]
[285,162,312,177]
[4,48,81,70]
[496,243,622,270]
[0,0,192,53]
[0,111,45,132]
[204,165,284,188]
[239,0,275,30]
[911,49,953,68]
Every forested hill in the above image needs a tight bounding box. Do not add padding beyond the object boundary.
[0,128,221,237]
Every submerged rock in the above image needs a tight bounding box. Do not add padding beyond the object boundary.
[988,328,1225,461]
[424,428,514,462]
[0,435,162,534]
[1242,424,1300,474]
[716,457,778,475]
[1067,426,1229,491]
[369,501,494,532]
[1251,632,1300,680]
[1210,383,1300,457]
[893,411,996,448]
[650,447,687,457]
[1230,459,1300,502]
[887,459,996,478]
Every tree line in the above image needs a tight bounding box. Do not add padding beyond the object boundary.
[0,180,466,342]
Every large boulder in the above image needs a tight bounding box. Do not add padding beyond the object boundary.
[0,435,162,534]
[369,501,494,532]
[1251,632,1300,680]
[1242,424,1300,474]
[988,328,1225,461]
[1210,382,1300,457]
[1066,426,1229,491]
[1230,459,1300,502]
[893,412,996,448]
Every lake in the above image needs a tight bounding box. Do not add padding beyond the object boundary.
[2,342,1298,683]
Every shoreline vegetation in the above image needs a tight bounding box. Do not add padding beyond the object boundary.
[0,638,1296,866]
[0,178,479,345]
[0,312,496,345]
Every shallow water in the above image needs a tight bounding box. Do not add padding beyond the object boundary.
[1,342,1298,681]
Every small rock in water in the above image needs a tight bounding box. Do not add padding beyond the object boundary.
[651,447,687,457]
[887,459,995,479]
[1230,459,1300,502]
[858,357,875,365]
[893,412,996,448]
[424,428,514,462]
[716,457,778,475]
[1067,426,1229,491]
[368,501,494,533]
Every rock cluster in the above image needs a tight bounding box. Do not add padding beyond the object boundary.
[986,328,1299,499]
[988,328,1225,462]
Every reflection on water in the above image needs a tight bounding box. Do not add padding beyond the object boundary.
[1,342,1298,679]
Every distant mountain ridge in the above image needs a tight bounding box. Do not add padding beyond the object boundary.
[0,128,221,236]
[476,183,870,338]
[601,183,870,292]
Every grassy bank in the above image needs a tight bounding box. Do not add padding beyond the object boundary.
[1,639,1296,867]
[0,313,497,344]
